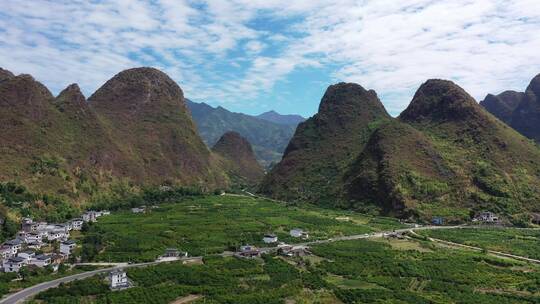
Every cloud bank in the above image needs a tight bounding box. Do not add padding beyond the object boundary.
[0,0,539,115]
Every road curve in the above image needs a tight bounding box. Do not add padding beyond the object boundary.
[0,258,201,304]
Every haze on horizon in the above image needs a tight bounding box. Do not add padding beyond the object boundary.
[1,0,539,117]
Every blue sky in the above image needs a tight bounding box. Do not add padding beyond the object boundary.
[1,0,540,117]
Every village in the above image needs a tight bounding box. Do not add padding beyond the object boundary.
[0,210,109,274]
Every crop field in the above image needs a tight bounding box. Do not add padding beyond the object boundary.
[82,195,404,262]
[33,237,540,304]
[418,227,540,259]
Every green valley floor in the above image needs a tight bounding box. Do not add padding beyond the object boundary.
[5,195,540,304]
[30,237,540,304]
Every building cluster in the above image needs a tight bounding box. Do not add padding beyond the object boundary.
[1,210,109,273]
[235,228,311,259]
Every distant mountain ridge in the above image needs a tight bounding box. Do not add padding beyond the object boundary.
[256,110,305,125]
[186,100,301,168]
[261,79,540,223]
[480,74,540,142]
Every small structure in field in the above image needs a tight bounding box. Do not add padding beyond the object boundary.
[431,217,444,225]
[235,245,260,259]
[131,207,145,214]
[110,269,130,290]
[278,245,311,257]
[473,212,499,223]
[263,234,278,244]
[163,248,188,258]
[289,228,309,239]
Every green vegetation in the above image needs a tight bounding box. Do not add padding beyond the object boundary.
[418,228,540,259]
[313,239,540,303]
[0,182,79,224]
[0,265,98,298]
[82,195,403,262]
[33,237,540,303]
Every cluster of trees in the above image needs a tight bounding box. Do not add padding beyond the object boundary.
[88,183,203,211]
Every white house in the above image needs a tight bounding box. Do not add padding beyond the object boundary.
[47,229,69,242]
[60,240,76,255]
[110,269,129,289]
[3,257,25,272]
[70,218,84,230]
[27,242,43,250]
[263,234,278,244]
[131,207,145,214]
[35,222,48,231]
[64,222,73,231]
[0,246,13,259]
[82,211,97,223]
[30,254,52,267]
[475,212,499,222]
[24,232,42,244]
[4,239,22,254]
[17,251,35,264]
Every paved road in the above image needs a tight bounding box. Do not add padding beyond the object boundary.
[0,258,202,304]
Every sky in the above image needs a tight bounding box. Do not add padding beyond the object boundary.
[1,0,540,117]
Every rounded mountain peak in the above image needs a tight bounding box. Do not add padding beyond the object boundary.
[88,67,185,113]
[212,131,254,156]
[526,73,540,97]
[212,131,264,183]
[317,82,389,124]
[399,79,480,123]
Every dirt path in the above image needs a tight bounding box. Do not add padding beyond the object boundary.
[409,230,540,264]
[169,294,202,304]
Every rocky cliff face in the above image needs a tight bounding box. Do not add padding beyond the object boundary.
[212,131,264,186]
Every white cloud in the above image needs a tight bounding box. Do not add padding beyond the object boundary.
[0,0,539,115]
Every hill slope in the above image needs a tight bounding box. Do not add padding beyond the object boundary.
[261,79,540,222]
[259,82,391,204]
[88,68,227,189]
[481,74,540,142]
[186,100,298,168]
[212,131,264,187]
[0,67,228,197]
